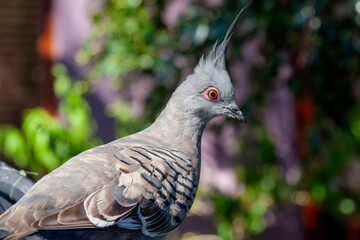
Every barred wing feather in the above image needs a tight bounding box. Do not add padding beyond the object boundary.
[113,145,198,237]
[30,144,197,238]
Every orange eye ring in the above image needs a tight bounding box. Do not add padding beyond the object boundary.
[208,90,218,100]
[202,87,220,101]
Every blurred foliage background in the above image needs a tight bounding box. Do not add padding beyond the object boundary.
[1,0,360,239]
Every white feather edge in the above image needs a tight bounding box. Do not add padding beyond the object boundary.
[83,187,141,227]
[83,192,114,228]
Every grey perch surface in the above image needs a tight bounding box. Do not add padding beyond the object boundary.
[0,162,34,212]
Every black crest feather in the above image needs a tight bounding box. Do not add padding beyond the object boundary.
[197,2,251,71]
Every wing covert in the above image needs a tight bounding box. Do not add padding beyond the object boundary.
[112,144,198,237]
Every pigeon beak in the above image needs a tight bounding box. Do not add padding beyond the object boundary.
[225,103,247,123]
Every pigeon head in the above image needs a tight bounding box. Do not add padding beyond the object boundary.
[171,10,247,124]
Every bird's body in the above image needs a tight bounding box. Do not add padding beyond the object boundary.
[0,9,247,240]
[0,103,203,239]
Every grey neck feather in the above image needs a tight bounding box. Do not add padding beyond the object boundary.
[143,94,206,169]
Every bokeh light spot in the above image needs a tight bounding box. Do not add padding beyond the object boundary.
[260,175,275,191]
[139,55,154,69]
[351,120,360,139]
[339,198,356,215]
[292,191,311,206]
[355,1,360,14]
[301,6,315,19]
[311,183,327,202]
[309,17,321,30]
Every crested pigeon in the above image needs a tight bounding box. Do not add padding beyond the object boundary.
[0,9,247,240]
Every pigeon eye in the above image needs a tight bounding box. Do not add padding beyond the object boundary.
[202,87,220,102]
[208,90,218,99]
